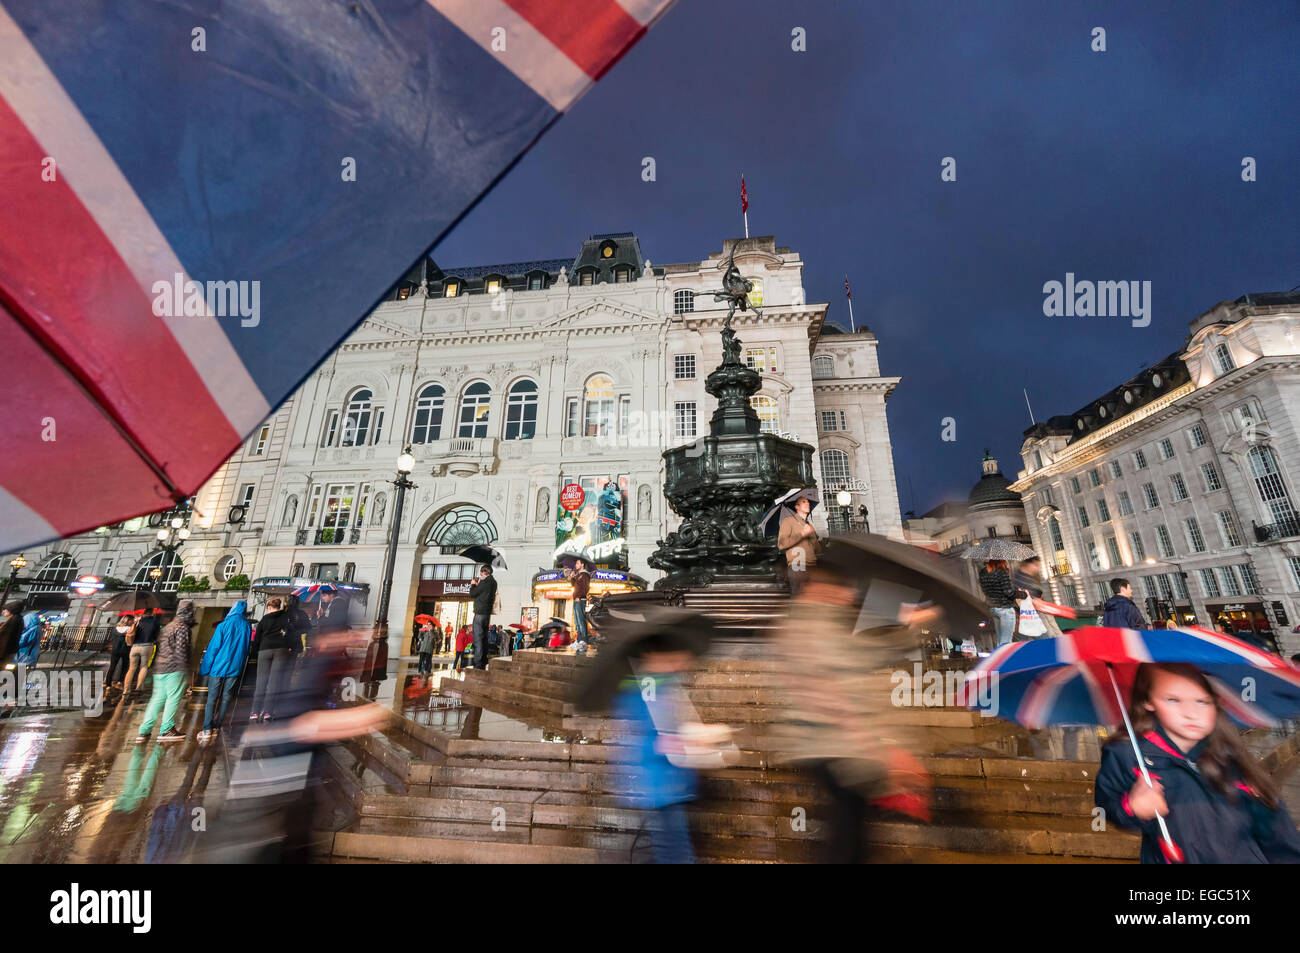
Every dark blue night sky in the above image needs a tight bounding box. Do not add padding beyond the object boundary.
[430,0,1300,515]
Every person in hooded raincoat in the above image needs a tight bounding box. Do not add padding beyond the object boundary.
[198,601,253,744]
[17,608,43,668]
[137,601,196,745]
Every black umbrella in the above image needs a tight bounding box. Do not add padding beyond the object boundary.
[97,589,163,615]
[817,534,990,636]
[575,605,719,713]
[458,545,507,570]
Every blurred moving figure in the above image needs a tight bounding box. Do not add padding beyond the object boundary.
[977,559,1025,647]
[0,601,21,668]
[198,600,253,745]
[17,605,42,667]
[1010,555,1063,640]
[208,627,388,863]
[771,547,938,863]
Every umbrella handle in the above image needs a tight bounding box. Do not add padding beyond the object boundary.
[1106,664,1181,862]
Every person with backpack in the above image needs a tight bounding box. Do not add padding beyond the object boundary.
[198,601,253,745]
[123,610,161,700]
[136,601,196,745]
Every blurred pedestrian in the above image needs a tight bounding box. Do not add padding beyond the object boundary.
[0,601,22,668]
[416,622,435,675]
[469,565,497,670]
[314,589,348,638]
[977,559,1024,647]
[1102,578,1146,629]
[198,601,253,745]
[107,616,134,690]
[123,610,161,699]
[772,553,935,863]
[136,601,195,745]
[250,597,295,722]
[1011,555,1062,640]
[778,494,818,594]
[17,606,43,667]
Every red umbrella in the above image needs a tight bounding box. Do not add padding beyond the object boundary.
[414,614,436,625]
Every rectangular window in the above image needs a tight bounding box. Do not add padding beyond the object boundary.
[744,347,779,374]
[1199,568,1221,598]
[1188,424,1208,449]
[1159,438,1175,460]
[674,402,697,439]
[1289,556,1300,591]
[1110,460,1123,479]
[1217,511,1242,548]
[1117,490,1134,516]
[1142,483,1160,509]
[1077,506,1091,528]
[1071,476,1082,494]
[1171,572,1189,600]
[1128,530,1146,561]
[305,485,324,528]
[239,483,255,510]
[1106,536,1122,568]
[1141,576,1158,599]
[1200,462,1222,492]
[1089,469,1102,488]
[1156,575,1174,600]
[619,396,631,434]
[1156,524,1175,558]
[1218,567,1242,597]
[1041,486,1054,506]
[1096,498,1111,522]
[1134,449,1148,470]
[565,399,579,438]
[321,411,339,448]
[1184,517,1206,553]
[1169,473,1189,501]
[1095,581,1110,603]
[674,354,696,380]
[1240,563,1261,595]
[251,424,270,456]
[820,410,839,431]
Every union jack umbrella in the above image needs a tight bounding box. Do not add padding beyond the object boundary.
[958,625,1300,862]
[0,0,676,553]
[291,582,338,603]
[959,625,1300,730]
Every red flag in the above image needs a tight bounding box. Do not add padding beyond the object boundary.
[741,175,748,214]
[844,275,852,299]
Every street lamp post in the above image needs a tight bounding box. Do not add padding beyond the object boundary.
[836,489,853,535]
[374,446,417,641]
[0,554,27,608]
[1144,556,1191,624]
[150,514,192,591]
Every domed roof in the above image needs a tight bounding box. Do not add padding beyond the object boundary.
[968,451,1021,507]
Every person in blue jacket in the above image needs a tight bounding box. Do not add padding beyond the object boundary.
[17,608,43,667]
[1101,578,1147,629]
[1094,662,1300,863]
[198,601,253,745]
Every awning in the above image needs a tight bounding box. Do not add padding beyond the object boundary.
[531,569,647,602]
[251,576,369,604]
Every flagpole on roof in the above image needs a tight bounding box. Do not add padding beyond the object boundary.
[741,173,749,239]
[844,275,855,333]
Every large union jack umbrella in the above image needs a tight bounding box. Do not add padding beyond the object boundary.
[959,626,1300,729]
[0,0,675,553]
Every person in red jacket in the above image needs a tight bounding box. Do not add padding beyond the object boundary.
[453,625,473,671]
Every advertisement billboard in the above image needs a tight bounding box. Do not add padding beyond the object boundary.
[554,475,628,569]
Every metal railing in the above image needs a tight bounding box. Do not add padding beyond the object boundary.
[1254,515,1300,542]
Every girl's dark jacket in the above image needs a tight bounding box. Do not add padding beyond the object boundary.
[1095,724,1300,864]
[977,567,1024,609]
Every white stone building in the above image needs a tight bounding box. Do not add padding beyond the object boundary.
[1010,291,1300,651]
[10,234,904,643]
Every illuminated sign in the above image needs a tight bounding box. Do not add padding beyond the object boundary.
[554,476,627,569]
[559,484,585,511]
[70,575,104,597]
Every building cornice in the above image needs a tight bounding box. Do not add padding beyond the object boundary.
[812,377,901,396]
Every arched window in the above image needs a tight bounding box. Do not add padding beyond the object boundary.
[422,505,499,555]
[1247,446,1297,525]
[341,389,373,447]
[1213,343,1236,375]
[32,553,77,593]
[820,449,851,486]
[411,384,445,444]
[458,382,491,438]
[749,395,779,433]
[813,355,834,379]
[584,375,615,437]
[673,290,695,315]
[133,550,183,592]
[504,379,538,440]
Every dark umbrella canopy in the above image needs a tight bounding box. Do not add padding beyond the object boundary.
[817,534,990,636]
[556,553,594,571]
[575,605,719,713]
[759,487,821,537]
[96,589,162,616]
[459,545,507,570]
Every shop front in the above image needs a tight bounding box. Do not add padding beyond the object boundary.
[415,572,478,646]
[530,568,647,626]
[1204,599,1277,650]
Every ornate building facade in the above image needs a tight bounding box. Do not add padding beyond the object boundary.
[11,234,905,639]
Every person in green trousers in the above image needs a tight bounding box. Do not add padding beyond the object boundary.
[137,601,195,745]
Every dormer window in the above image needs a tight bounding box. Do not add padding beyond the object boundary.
[396,286,411,300]
[1213,343,1236,375]
[579,268,596,286]
[444,279,461,298]
[1150,371,1163,389]
[527,272,547,291]
[614,266,632,283]
[485,277,502,295]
